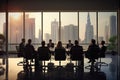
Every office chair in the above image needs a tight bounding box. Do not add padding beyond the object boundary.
[55,48,66,66]
[85,46,100,72]
[98,46,108,66]
[38,48,51,72]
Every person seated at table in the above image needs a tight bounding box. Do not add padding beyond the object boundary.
[99,40,107,58]
[66,40,73,49]
[55,41,66,60]
[70,40,83,60]
[25,39,35,64]
[38,41,51,60]
[19,38,25,57]
[47,39,54,48]
[66,40,73,55]
[86,39,100,63]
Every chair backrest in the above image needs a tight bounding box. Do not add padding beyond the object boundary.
[99,46,107,57]
[16,46,23,57]
[70,46,83,60]
[55,48,66,60]
[24,44,35,59]
[87,45,100,59]
[16,46,19,52]
[38,47,50,60]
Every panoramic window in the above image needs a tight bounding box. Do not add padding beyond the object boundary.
[79,12,96,44]
[79,12,96,50]
[25,12,42,43]
[43,12,59,43]
[0,12,6,51]
[0,12,6,80]
[61,12,78,44]
[4,11,118,52]
[98,12,117,43]
[98,12,117,52]
[8,12,23,51]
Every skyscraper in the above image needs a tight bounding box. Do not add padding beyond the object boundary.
[110,15,117,37]
[64,24,78,43]
[84,13,94,43]
[105,24,109,43]
[51,19,59,43]
[25,14,35,42]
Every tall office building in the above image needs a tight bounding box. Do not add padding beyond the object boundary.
[105,24,109,43]
[61,27,65,42]
[64,24,78,43]
[84,13,94,43]
[38,29,42,43]
[25,14,35,42]
[110,15,117,37]
[51,19,59,43]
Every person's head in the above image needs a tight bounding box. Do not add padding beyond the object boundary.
[91,39,96,45]
[49,39,52,43]
[74,40,79,45]
[22,38,25,43]
[68,40,71,43]
[28,39,32,44]
[41,41,45,46]
[57,41,62,48]
[101,40,105,45]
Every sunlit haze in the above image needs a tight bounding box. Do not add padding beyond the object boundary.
[0,12,117,43]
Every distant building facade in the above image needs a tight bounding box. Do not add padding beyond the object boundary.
[105,24,109,43]
[25,14,35,42]
[51,19,59,43]
[63,24,78,43]
[110,15,117,37]
[84,13,94,43]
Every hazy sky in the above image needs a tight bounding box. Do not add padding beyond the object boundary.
[0,12,117,41]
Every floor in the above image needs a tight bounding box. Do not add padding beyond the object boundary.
[0,53,119,80]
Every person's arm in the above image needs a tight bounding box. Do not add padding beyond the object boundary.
[81,46,84,54]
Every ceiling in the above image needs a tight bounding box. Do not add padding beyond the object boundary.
[0,0,119,11]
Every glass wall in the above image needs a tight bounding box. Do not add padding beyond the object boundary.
[79,12,96,50]
[8,12,23,51]
[98,12,117,43]
[98,12,117,51]
[25,12,42,50]
[43,12,59,43]
[4,12,117,52]
[61,12,78,44]
[0,12,6,80]
[25,12,42,43]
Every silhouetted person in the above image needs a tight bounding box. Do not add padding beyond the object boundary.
[55,41,65,50]
[55,41,66,61]
[66,40,73,49]
[87,39,100,63]
[19,38,25,57]
[70,40,83,61]
[25,39,35,64]
[99,40,107,58]
[38,41,51,60]
[47,39,54,48]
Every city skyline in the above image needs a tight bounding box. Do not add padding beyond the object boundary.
[0,12,117,43]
